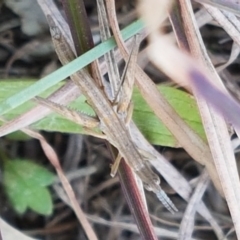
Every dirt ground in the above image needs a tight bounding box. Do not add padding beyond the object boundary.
[0,0,239,240]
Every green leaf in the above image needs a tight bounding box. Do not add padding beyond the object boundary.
[3,159,55,215]
[5,131,32,141]
[159,86,206,141]
[0,80,206,147]
[132,85,206,147]
[0,80,95,135]
[0,79,64,118]
[27,187,53,215]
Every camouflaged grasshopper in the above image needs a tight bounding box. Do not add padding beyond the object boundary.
[35,15,177,213]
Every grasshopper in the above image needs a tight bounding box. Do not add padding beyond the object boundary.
[35,15,177,213]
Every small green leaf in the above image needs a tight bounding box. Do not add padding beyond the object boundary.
[27,187,53,215]
[3,159,55,215]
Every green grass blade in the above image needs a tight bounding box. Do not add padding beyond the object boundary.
[0,19,144,116]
